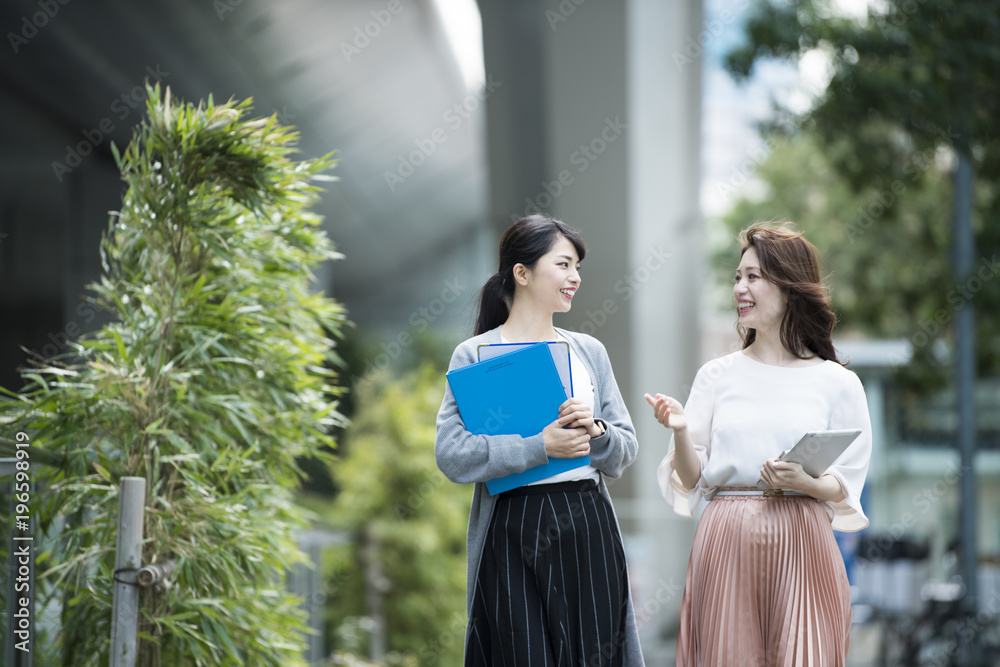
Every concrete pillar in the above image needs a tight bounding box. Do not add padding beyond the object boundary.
[626,0,704,644]
[478,0,551,229]
[479,0,703,649]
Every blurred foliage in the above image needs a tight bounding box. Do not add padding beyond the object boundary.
[338,327,456,417]
[720,0,1000,391]
[0,85,346,666]
[713,133,953,352]
[297,328,455,498]
[320,362,471,666]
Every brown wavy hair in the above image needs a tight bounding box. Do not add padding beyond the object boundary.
[737,222,845,366]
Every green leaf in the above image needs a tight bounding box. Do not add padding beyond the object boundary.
[0,85,347,664]
[111,328,128,361]
[93,463,112,483]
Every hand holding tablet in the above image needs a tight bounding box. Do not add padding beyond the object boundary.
[756,429,862,490]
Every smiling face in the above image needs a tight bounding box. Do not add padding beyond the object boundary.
[513,235,581,314]
[733,247,787,334]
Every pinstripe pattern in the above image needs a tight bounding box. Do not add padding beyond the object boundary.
[467,480,629,666]
[437,327,644,664]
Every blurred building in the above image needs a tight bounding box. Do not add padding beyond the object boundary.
[4,0,1000,663]
[1,0,704,657]
[0,0,494,374]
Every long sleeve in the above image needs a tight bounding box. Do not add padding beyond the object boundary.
[440,327,645,664]
[656,359,716,517]
[822,370,873,531]
[434,339,550,485]
[577,338,637,479]
[653,351,874,531]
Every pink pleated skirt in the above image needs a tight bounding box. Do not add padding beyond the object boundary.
[676,491,851,667]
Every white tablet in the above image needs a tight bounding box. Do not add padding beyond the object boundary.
[756,428,862,490]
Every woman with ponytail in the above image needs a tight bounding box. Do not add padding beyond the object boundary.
[435,215,644,666]
[647,222,873,666]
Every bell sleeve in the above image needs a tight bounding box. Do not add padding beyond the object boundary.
[823,369,873,532]
[656,360,717,518]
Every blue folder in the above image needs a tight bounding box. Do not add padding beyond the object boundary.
[477,341,573,400]
[445,341,592,494]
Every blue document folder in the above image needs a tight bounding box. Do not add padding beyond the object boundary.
[477,341,574,399]
[445,341,592,494]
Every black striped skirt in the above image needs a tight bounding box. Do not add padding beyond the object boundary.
[466,479,630,666]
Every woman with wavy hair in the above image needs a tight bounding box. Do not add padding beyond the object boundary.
[646,222,872,666]
[436,214,644,665]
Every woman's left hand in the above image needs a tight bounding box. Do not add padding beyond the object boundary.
[557,398,604,438]
[759,458,811,493]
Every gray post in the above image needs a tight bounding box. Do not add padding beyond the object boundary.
[364,526,386,662]
[953,149,979,665]
[109,477,146,667]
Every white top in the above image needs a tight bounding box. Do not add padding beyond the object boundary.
[656,350,873,531]
[500,333,601,485]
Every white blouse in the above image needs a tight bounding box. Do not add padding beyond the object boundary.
[656,350,873,531]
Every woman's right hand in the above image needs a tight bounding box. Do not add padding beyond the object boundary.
[644,393,687,432]
[542,419,591,458]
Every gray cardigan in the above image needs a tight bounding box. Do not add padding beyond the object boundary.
[435,326,645,665]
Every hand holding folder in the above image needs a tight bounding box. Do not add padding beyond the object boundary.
[445,342,592,494]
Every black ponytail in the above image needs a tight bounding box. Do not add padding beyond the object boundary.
[474,272,510,335]
[474,214,586,335]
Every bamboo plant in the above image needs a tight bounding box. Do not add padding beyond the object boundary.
[1,84,347,666]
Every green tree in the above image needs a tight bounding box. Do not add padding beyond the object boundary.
[324,363,471,666]
[713,132,952,340]
[723,0,1000,384]
[1,85,346,665]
